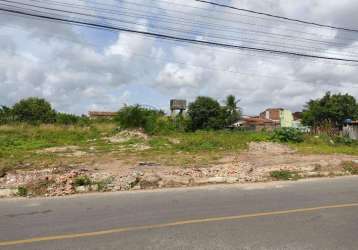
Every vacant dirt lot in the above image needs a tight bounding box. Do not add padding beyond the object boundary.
[1,141,357,198]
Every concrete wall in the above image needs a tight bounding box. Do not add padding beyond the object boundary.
[343,125,358,140]
[280,110,294,128]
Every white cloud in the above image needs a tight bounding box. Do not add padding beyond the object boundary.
[0,0,358,115]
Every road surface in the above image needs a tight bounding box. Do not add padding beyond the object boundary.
[1,176,358,249]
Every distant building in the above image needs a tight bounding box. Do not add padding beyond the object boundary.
[230,116,279,131]
[88,111,117,119]
[259,108,284,122]
[260,108,295,128]
[280,110,294,128]
[343,120,358,140]
[293,112,303,121]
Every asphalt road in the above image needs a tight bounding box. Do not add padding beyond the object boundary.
[1,176,358,250]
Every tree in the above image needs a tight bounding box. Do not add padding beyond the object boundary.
[224,95,241,125]
[0,105,14,124]
[115,105,164,134]
[302,92,358,128]
[187,96,225,131]
[12,97,56,124]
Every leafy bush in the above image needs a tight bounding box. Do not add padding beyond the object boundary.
[270,170,300,181]
[115,105,164,134]
[333,136,358,146]
[342,161,358,175]
[271,128,304,143]
[0,106,15,124]
[17,186,28,197]
[74,176,92,186]
[56,113,81,125]
[12,97,56,124]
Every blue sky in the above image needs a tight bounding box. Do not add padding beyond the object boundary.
[1,0,358,115]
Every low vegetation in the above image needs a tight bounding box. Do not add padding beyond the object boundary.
[16,186,28,197]
[74,175,92,186]
[271,128,304,143]
[270,170,301,181]
[1,94,358,175]
[342,161,358,175]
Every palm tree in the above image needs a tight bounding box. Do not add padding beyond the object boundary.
[225,95,241,125]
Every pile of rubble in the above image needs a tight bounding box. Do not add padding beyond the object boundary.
[0,162,274,198]
[106,129,149,144]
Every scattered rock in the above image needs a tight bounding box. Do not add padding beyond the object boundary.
[248,142,296,154]
[139,174,161,189]
[0,188,16,198]
[75,186,90,193]
[225,177,239,184]
[208,177,227,184]
[38,146,80,154]
[0,168,6,178]
[168,138,181,145]
[107,130,148,143]
[158,176,194,188]
[138,162,160,167]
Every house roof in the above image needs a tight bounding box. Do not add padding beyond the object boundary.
[88,111,117,117]
[243,117,279,125]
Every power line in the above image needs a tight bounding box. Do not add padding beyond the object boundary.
[2,0,358,59]
[3,12,357,68]
[1,6,358,63]
[5,0,358,57]
[26,0,358,46]
[195,0,358,34]
[2,2,354,58]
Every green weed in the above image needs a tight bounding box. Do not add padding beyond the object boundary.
[17,186,28,197]
[270,170,301,181]
[74,175,92,186]
[342,161,358,175]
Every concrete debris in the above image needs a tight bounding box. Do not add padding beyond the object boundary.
[106,130,148,144]
[0,188,16,198]
[248,142,296,154]
[36,146,88,157]
[0,160,350,198]
[138,162,160,167]
[139,174,162,189]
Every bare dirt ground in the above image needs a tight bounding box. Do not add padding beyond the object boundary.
[1,142,357,198]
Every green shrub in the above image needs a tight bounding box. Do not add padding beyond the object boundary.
[0,106,15,124]
[334,136,357,146]
[342,161,358,175]
[56,113,81,125]
[74,175,92,186]
[12,97,56,124]
[17,186,28,197]
[94,177,114,191]
[270,170,300,181]
[115,105,164,134]
[271,128,304,143]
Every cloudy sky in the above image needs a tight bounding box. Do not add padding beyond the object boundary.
[1,0,358,115]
